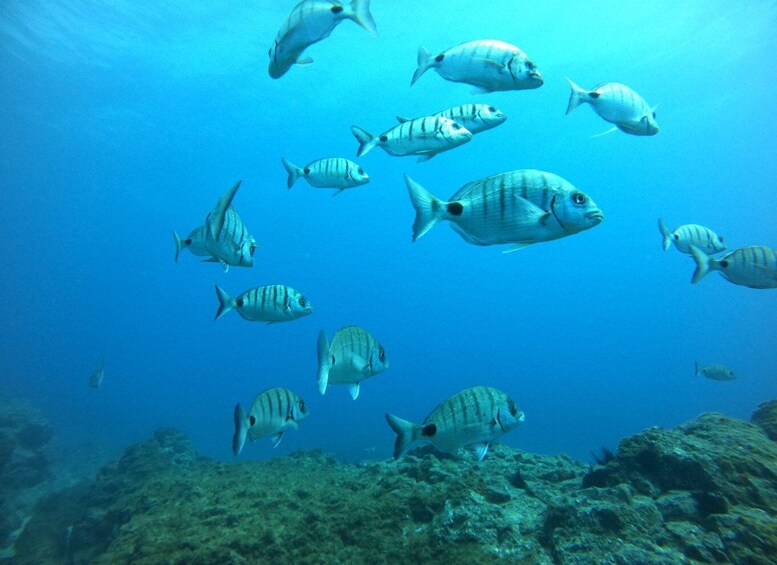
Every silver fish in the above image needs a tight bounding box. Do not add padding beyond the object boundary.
[658,219,726,254]
[695,362,736,381]
[317,326,388,399]
[233,387,309,456]
[405,170,603,251]
[88,358,105,389]
[395,103,507,135]
[385,386,524,461]
[214,284,313,323]
[411,39,543,93]
[268,0,376,79]
[282,157,369,193]
[690,245,777,289]
[173,225,210,262]
[351,116,472,162]
[203,181,257,271]
[566,79,659,136]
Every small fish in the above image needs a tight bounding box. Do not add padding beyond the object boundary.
[233,387,309,456]
[173,226,211,262]
[695,362,736,381]
[395,103,507,136]
[351,116,472,162]
[268,0,377,79]
[405,170,603,251]
[89,358,105,389]
[566,79,659,136]
[658,219,726,254]
[385,386,525,461]
[282,157,369,194]
[203,181,257,271]
[411,40,543,93]
[689,245,777,289]
[214,284,313,323]
[317,326,388,399]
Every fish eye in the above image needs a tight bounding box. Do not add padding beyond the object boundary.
[358,168,364,174]
[378,347,386,361]
[488,106,496,112]
[299,400,305,411]
[526,61,536,69]
[298,297,307,307]
[508,400,518,417]
[249,245,257,255]
[572,192,587,205]
[451,122,461,129]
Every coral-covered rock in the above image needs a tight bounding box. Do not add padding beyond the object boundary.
[752,399,777,441]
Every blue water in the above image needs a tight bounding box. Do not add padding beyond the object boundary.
[1,1,776,466]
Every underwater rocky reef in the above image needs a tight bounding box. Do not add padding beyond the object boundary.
[4,400,777,564]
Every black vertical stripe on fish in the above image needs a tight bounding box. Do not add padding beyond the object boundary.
[275,388,283,420]
[519,171,528,201]
[540,175,550,211]
[266,390,274,419]
[473,391,482,419]
[459,393,468,425]
[499,174,506,220]
[283,388,292,419]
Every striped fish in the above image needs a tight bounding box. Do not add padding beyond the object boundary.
[351,116,472,162]
[689,245,777,288]
[411,40,543,93]
[88,358,105,389]
[232,387,309,456]
[566,79,659,136]
[203,180,257,271]
[268,0,376,79]
[281,157,369,193]
[405,170,603,251]
[695,362,736,381]
[658,218,726,254]
[214,284,313,323]
[173,225,210,262]
[385,386,524,461]
[396,103,507,135]
[317,326,388,399]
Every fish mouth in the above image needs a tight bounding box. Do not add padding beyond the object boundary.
[586,210,604,224]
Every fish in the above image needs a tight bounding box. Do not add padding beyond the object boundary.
[351,116,472,162]
[566,79,659,136]
[385,386,525,461]
[232,387,309,456]
[405,170,604,251]
[695,362,736,381]
[89,358,105,389]
[214,284,313,323]
[282,157,369,194]
[689,245,777,289]
[411,40,543,93]
[317,326,388,399]
[658,219,726,254]
[173,226,211,262]
[203,181,257,272]
[268,0,377,79]
[395,103,507,136]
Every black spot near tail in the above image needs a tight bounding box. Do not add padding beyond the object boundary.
[249,416,256,426]
[720,260,729,268]
[422,424,437,437]
[447,202,464,216]
[236,298,244,307]
[303,168,310,175]
[435,54,445,63]
[379,135,388,142]
[331,5,343,13]
[590,92,601,99]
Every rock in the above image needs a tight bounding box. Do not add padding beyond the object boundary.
[752,399,777,441]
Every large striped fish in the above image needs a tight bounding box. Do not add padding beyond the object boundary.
[385,386,524,461]
[268,0,376,79]
[174,225,210,262]
[282,156,369,193]
[203,180,257,271]
[214,284,313,323]
[317,326,388,399]
[351,116,472,162]
[396,103,507,136]
[566,79,659,136]
[689,245,777,288]
[411,40,543,93]
[232,387,309,456]
[658,218,726,254]
[405,170,603,251]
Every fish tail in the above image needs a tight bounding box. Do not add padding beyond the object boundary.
[411,46,436,86]
[214,285,235,320]
[317,330,332,395]
[695,361,701,377]
[689,244,714,284]
[351,125,377,157]
[281,157,301,189]
[404,174,444,242]
[173,231,184,262]
[232,403,249,456]
[565,78,588,115]
[385,413,421,459]
[657,218,672,251]
[348,0,377,34]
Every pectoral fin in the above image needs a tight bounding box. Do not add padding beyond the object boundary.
[296,57,313,65]
[591,126,618,138]
[475,443,490,461]
[502,243,531,253]
[349,383,361,400]
[271,432,284,448]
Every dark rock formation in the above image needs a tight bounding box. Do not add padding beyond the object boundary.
[752,399,777,441]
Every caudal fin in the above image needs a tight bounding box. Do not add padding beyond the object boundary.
[232,403,249,456]
[565,78,589,115]
[689,244,714,284]
[351,125,377,157]
[174,231,184,262]
[281,157,302,189]
[214,285,235,320]
[658,218,672,251]
[348,0,377,34]
[317,330,332,395]
[385,413,422,459]
[404,174,444,242]
[411,46,436,86]
[695,361,701,377]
